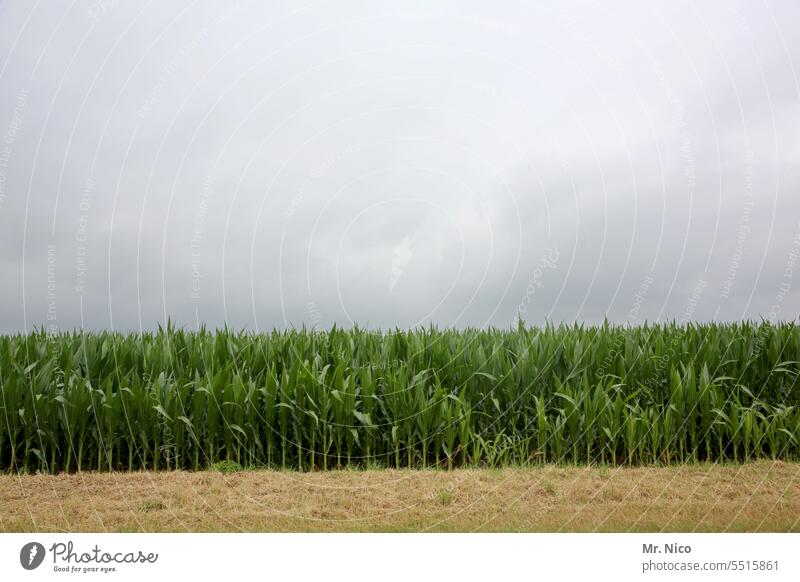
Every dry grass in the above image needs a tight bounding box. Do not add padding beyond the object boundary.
[1,461,799,532]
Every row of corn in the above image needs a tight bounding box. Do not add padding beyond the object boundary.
[0,321,797,471]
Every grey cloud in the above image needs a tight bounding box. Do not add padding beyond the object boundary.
[0,0,798,333]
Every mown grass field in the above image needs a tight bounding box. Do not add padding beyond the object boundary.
[2,462,798,532]
[1,322,798,472]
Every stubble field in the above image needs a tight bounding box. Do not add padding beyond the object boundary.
[2,462,799,532]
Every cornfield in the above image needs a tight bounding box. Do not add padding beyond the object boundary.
[0,321,798,472]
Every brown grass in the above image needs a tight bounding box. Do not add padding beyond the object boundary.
[1,461,799,532]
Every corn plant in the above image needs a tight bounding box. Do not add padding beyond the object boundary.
[0,321,798,472]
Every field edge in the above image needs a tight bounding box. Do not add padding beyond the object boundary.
[2,461,799,533]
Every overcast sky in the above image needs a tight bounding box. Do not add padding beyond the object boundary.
[0,0,798,332]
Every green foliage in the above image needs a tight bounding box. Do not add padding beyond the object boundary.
[0,321,798,472]
[210,460,244,474]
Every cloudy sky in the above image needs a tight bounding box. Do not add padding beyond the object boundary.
[0,0,798,332]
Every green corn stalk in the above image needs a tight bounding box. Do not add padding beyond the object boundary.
[0,322,798,471]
